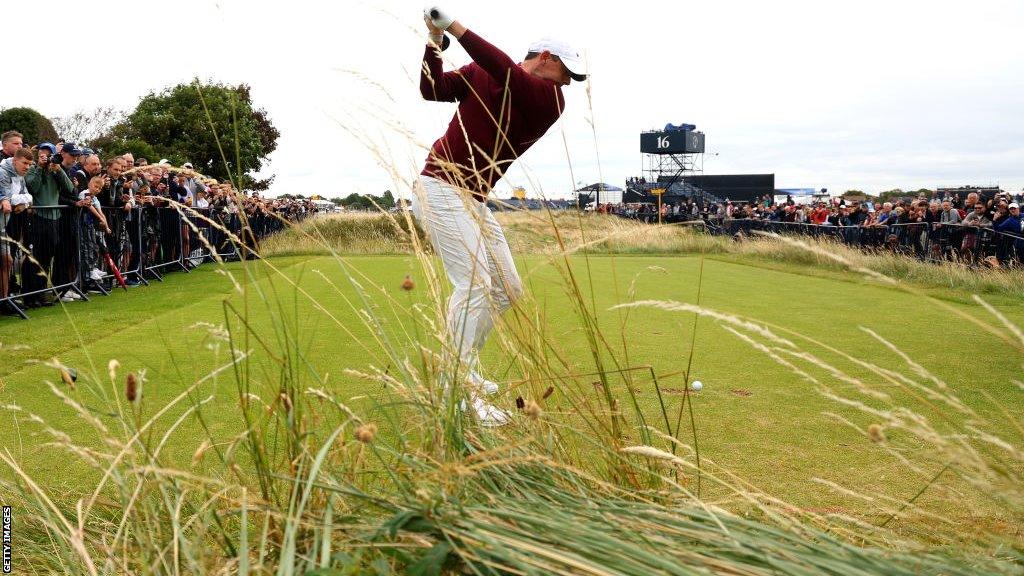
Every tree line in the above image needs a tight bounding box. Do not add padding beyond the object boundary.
[0,80,279,191]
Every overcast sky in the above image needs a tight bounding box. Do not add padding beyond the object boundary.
[5,0,1023,199]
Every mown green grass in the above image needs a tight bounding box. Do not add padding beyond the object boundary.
[1,252,1021,540]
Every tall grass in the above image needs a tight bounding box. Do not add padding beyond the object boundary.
[260,211,426,256]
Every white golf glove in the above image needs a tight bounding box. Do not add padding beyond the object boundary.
[423,6,454,30]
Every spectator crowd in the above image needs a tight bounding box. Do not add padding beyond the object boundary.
[596,189,1024,267]
[0,130,317,317]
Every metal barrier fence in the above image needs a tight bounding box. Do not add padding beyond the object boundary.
[704,219,1024,267]
[1,206,88,319]
[2,205,296,320]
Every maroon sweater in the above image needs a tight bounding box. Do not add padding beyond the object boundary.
[420,30,565,200]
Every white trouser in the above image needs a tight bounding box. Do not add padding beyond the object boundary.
[412,175,523,369]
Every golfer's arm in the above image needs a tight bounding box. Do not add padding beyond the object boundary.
[447,21,466,38]
[420,43,466,102]
[455,27,519,84]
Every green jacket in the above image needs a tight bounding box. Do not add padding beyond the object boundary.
[25,164,74,220]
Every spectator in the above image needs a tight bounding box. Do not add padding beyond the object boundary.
[994,203,1022,255]
[847,202,868,226]
[991,199,1010,228]
[995,202,1019,264]
[793,205,808,224]
[73,154,102,193]
[964,192,979,218]
[180,163,209,203]
[168,172,194,267]
[875,202,894,226]
[940,200,961,225]
[1,148,34,312]
[810,203,829,225]
[961,202,990,228]
[102,157,136,277]
[136,183,163,268]
[960,202,992,261]
[57,143,79,178]
[24,144,76,306]
[79,175,113,288]
[99,157,131,208]
[0,131,24,161]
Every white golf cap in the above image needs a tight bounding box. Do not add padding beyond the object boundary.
[527,37,587,81]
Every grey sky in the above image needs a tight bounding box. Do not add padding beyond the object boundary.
[4,0,1022,199]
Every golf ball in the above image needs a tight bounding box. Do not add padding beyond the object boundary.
[691,381,703,391]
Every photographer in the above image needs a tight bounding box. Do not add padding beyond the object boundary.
[57,143,79,178]
[99,157,134,276]
[24,144,79,306]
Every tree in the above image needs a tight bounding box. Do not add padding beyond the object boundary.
[98,81,279,190]
[0,107,59,144]
[336,192,398,211]
[877,188,906,203]
[89,136,160,164]
[51,106,125,145]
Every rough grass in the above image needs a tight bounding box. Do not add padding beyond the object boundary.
[259,211,426,256]
[264,210,1024,300]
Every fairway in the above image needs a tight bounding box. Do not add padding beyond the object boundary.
[2,252,1021,535]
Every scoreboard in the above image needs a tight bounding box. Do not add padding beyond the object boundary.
[640,130,705,154]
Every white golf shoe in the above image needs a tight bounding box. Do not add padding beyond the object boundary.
[464,396,509,427]
[468,370,499,395]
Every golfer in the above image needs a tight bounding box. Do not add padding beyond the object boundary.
[416,6,587,425]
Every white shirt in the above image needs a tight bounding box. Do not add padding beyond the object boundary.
[78,191,101,211]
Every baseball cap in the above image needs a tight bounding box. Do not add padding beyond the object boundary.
[80,147,94,156]
[527,37,587,81]
[1010,203,1020,209]
[60,142,80,155]
[38,142,57,155]
[183,162,193,169]
[158,158,170,165]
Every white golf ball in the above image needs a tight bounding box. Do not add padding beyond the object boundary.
[691,380,703,391]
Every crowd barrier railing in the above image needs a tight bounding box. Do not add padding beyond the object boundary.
[137,205,190,281]
[2,202,305,321]
[80,205,151,295]
[2,205,89,319]
[695,217,1023,268]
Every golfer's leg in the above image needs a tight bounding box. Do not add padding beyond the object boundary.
[413,177,492,366]
[477,203,523,314]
